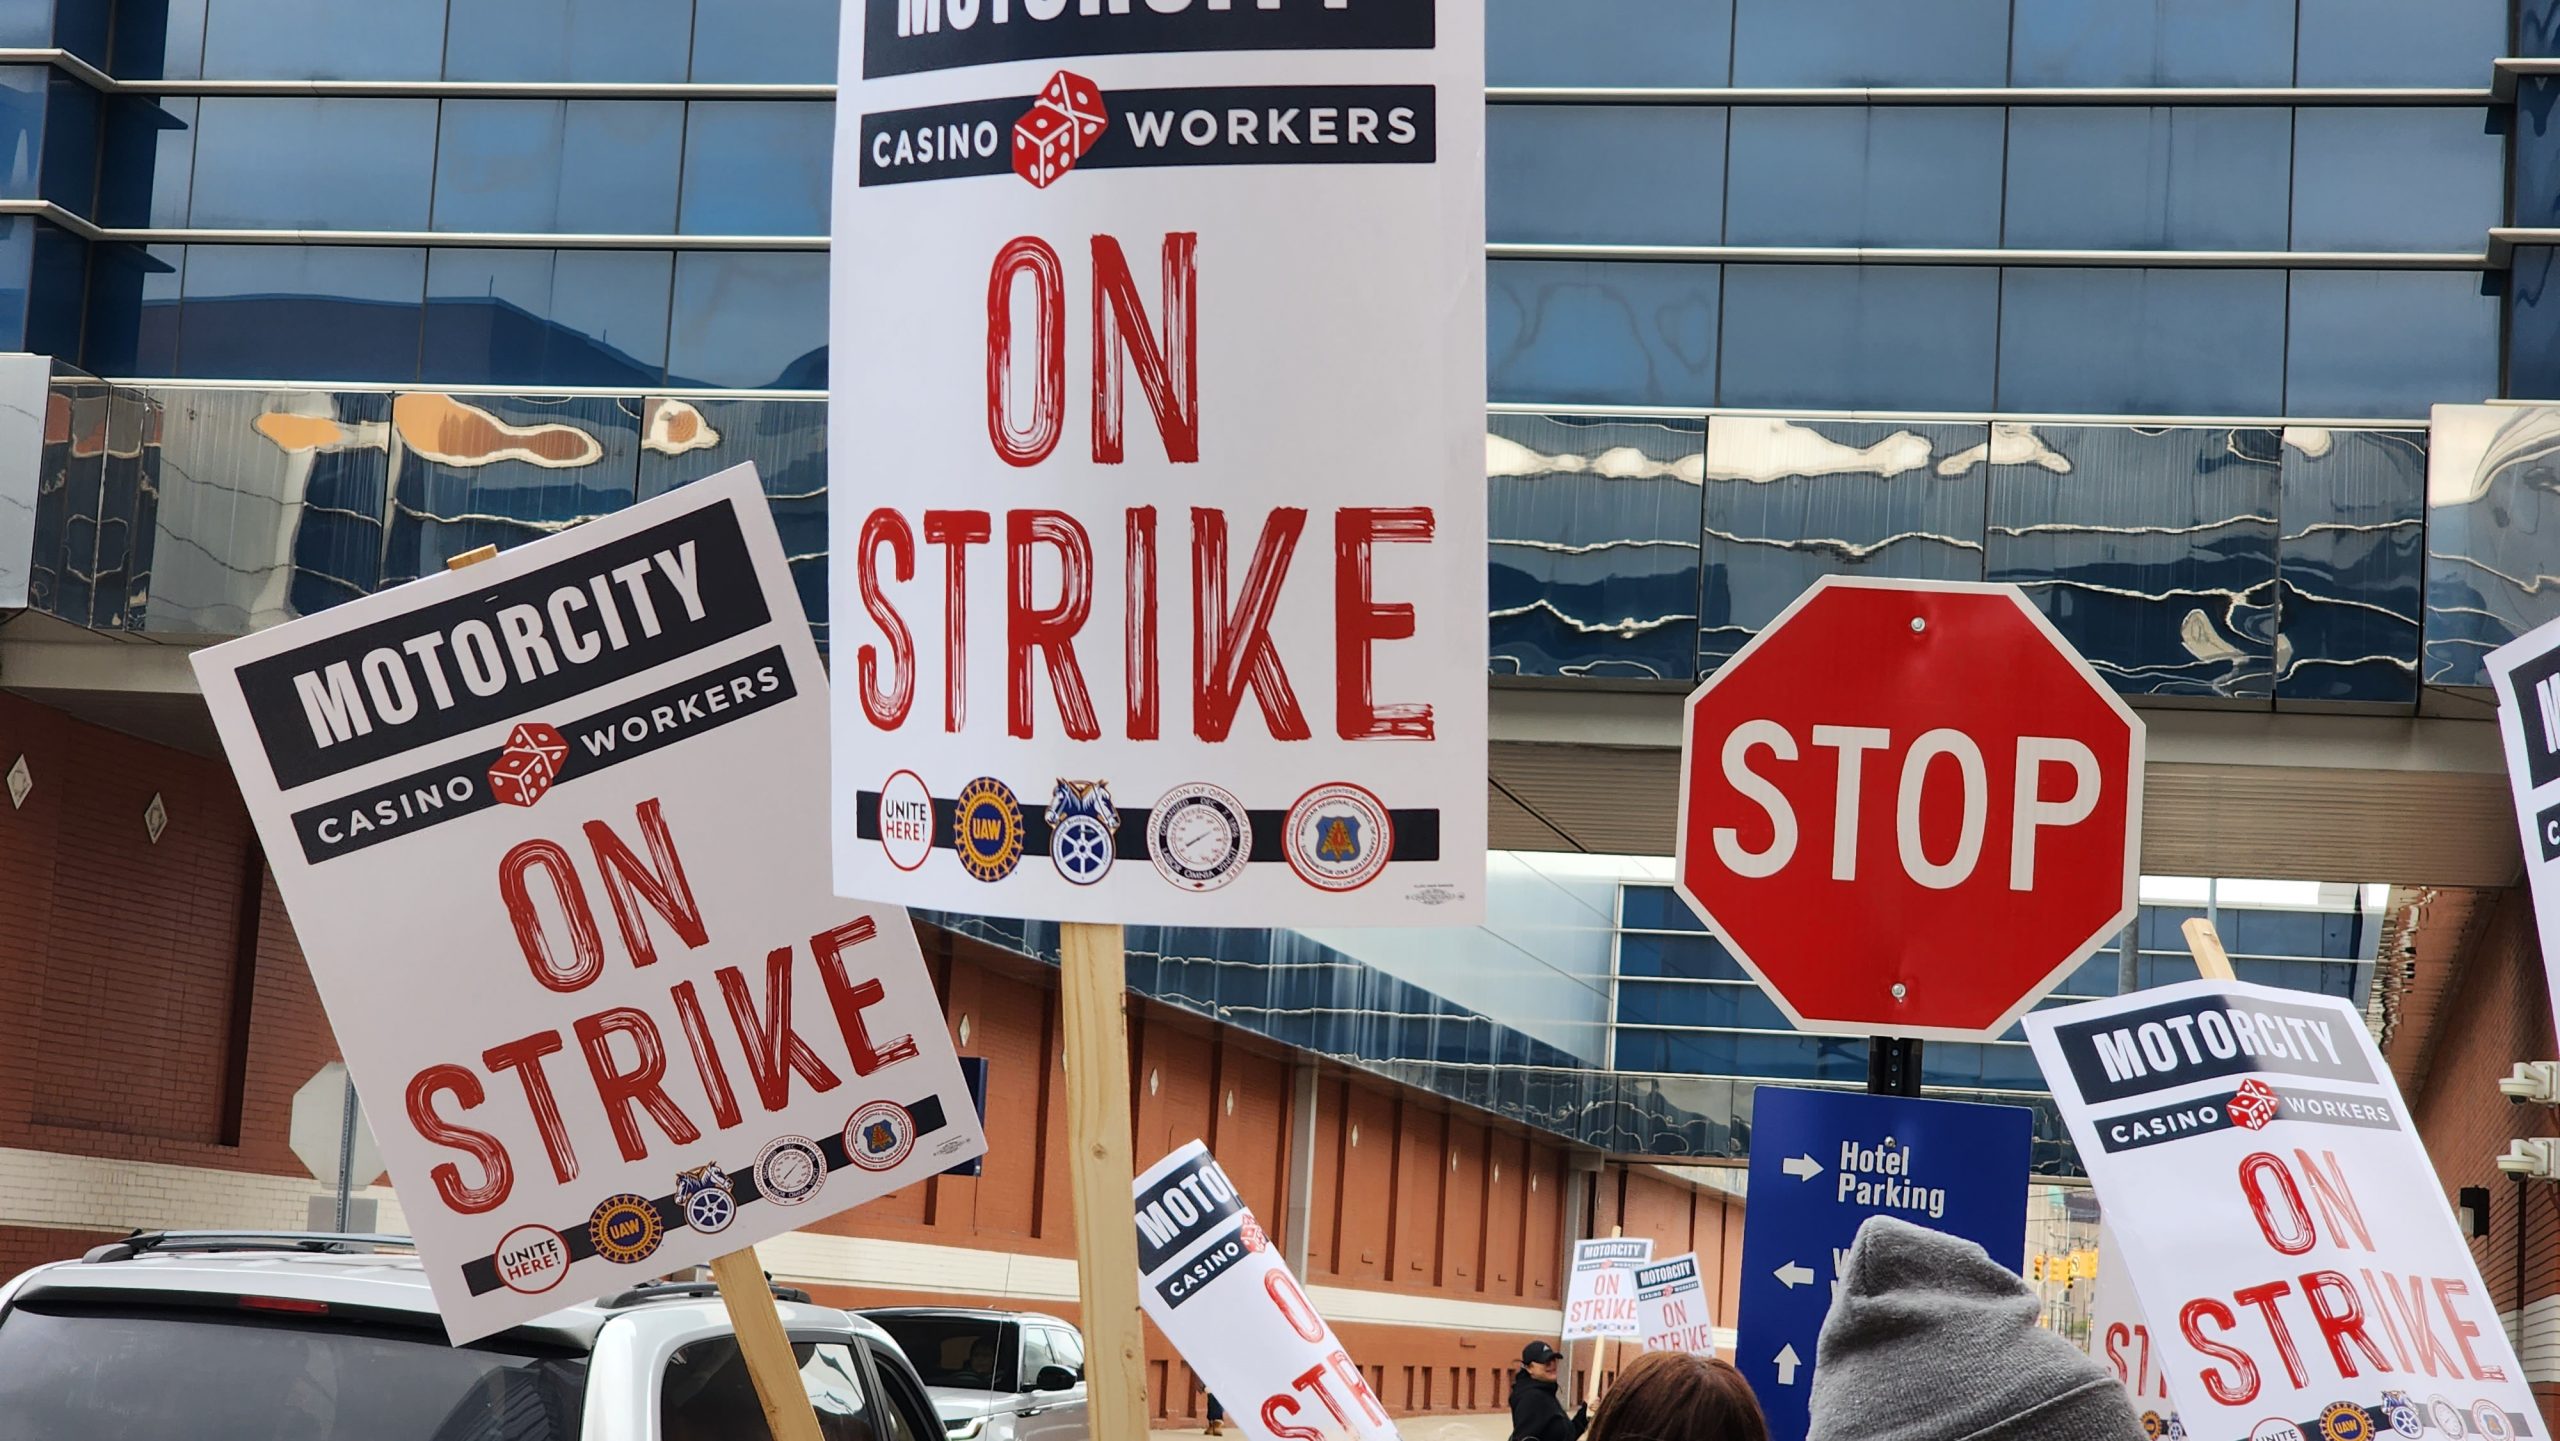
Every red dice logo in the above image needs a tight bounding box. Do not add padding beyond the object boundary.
[1013,70,1108,188]
[2228,1078,2279,1131]
[488,721,567,809]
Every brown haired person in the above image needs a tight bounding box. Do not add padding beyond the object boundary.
[1584,1351,1770,1441]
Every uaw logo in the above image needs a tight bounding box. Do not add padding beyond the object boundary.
[1013,70,1107,188]
[1047,780,1118,886]
[2229,1078,2281,1132]
[677,1163,737,1236]
[2318,1401,2372,1441]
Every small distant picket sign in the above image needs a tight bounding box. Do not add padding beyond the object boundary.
[1564,1237,1652,1341]
[2026,980,2529,1441]
[189,467,988,1344]
[2087,1223,2183,1441]
[2486,615,2560,1048]
[1135,1142,1397,1441]
[1635,1254,1715,1358]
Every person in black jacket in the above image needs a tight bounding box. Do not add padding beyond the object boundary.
[1509,1341,1590,1441]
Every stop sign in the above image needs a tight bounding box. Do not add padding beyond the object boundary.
[1674,577,2143,1039]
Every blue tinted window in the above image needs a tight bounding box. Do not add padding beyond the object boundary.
[41,73,99,216]
[2287,271,2497,417]
[2521,81,2560,229]
[2512,248,2560,399]
[1719,265,1998,410]
[680,103,832,236]
[1997,268,2286,414]
[1489,0,1732,87]
[1727,107,2001,247]
[2009,0,2293,86]
[96,97,194,229]
[0,217,28,351]
[1488,106,1725,246]
[2293,109,2501,253]
[2301,0,2505,84]
[424,249,671,388]
[189,98,436,230]
[668,252,827,389]
[179,245,425,382]
[1617,981,1790,1030]
[1617,936,1749,982]
[201,0,447,81]
[0,67,39,200]
[0,0,47,46]
[691,0,838,83]
[2004,108,2290,250]
[442,0,690,81]
[1618,884,1710,934]
[434,100,684,234]
[112,0,208,79]
[1489,259,1719,407]
[1732,0,2009,85]
[27,221,83,358]
[83,243,183,375]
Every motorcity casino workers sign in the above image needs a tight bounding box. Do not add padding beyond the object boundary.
[191,468,987,1344]
[2026,981,2532,1441]
[2485,615,2560,1051]
[829,0,1488,927]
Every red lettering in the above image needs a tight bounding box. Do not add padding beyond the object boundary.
[499,839,605,993]
[2180,1298,2262,1406]
[858,509,917,729]
[1007,510,1099,740]
[1259,1396,1322,1441]
[1126,505,1159,741]
[2295,1149,2375,1252]
[483,1031,578,1184]
[575,1007,700,1162]
[2235,1280,2308,1388]
[1091,233,1198,464]
[2361,1267,2416,1370]
[405,1063,511,1215]
[1290,1364,1350,1429]
[923,511,992,733]
[1334,506,1435,741]
[1329,1351,1387,1426]
[2386,1271,2465,1377]
[2242,1151,2318,1255]
[583,798,707,969]
[811,919,923,1075]
[2302,1269,2391,1377]
[1267,1268,1325,1342]
[988,237,1065,467]
[719,946,845,1111]
[671,980,742,1132]
[2435,1277,2506,1381]
[1193,507,1309,742]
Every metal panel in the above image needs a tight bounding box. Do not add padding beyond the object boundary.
[379,392,641,585]
[0,351,48,607]
[1488,412,1704,682]
[1698,415,1987,673]
[2424,404,2560,695]
[2275,426,2424,708]
[1987,424,2281,699]
[635,396,827,647]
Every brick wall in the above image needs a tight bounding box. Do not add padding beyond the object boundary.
[2411,886,2560,1428]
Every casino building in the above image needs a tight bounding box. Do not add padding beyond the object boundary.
[0,0,2557,1427]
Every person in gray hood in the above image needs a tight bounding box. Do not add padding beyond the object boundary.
[1807,1215,2144,1441]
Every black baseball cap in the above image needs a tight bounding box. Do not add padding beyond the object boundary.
[1522,1341,1561,1365]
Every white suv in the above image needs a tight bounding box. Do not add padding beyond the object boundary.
[0,1231,947,1441]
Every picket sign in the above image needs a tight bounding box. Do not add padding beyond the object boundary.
[2088,1221,2182,1440]
[1634,1253,1715,1357]
[1564,1230,1648,1405]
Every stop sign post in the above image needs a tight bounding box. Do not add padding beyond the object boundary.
[1674,577,2142,1045]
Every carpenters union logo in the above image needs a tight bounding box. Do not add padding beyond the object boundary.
[1047,780,1117,886]
[845,1101,917,1172]
[1283,782,1392,893]
[677,1163,736,1236]
[953,777,1024,882]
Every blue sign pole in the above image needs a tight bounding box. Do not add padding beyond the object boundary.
[1736,1087,2033,1441]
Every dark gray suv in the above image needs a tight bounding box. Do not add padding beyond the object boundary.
[861,1307,1089,1441]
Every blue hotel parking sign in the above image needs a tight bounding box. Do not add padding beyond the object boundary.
[1737,1088,2033,1441]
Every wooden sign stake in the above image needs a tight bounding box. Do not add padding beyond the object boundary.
[447,544,824,1441]
[2181,917,2238,983]
[1061,919,1150,1440]
[1583,1225,1620,1409]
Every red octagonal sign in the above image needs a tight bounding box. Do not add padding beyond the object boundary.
[1675,577,2144,1040]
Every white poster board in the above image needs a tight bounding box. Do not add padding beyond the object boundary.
[1564,1237,1654,1341]
[2089,1222,2184,1440]
[829,0,1487,927]
[1136,1141,1398,1441]
[190,468,986,1342]
[1635,1252,1716,1357]
[2026,980,2527,1441]
[2486,614,2560,1048]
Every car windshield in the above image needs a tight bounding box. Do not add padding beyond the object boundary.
[869,1317,1010,1392]
[0,1301,589,1441]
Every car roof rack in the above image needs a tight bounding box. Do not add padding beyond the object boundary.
[82,1231,420,1264]
[600,1279,813,1310]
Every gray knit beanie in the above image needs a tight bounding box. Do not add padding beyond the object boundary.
[1806,1216,2143,1441]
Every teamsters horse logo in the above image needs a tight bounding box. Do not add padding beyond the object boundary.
[1047,780,1118,886]
[676,1163,736,1236]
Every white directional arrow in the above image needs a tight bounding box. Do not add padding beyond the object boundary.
[1773,1345,1802,1385]
[1781,1154,1823,1181]
[1775,1261,1816,1289]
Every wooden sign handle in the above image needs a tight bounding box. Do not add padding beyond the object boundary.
[711,1249,827,1441]
[446,545,824,1441]
[1583,1224,1620,1409]
[2181,917,2237,983]
[1061,920,1150,1441]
